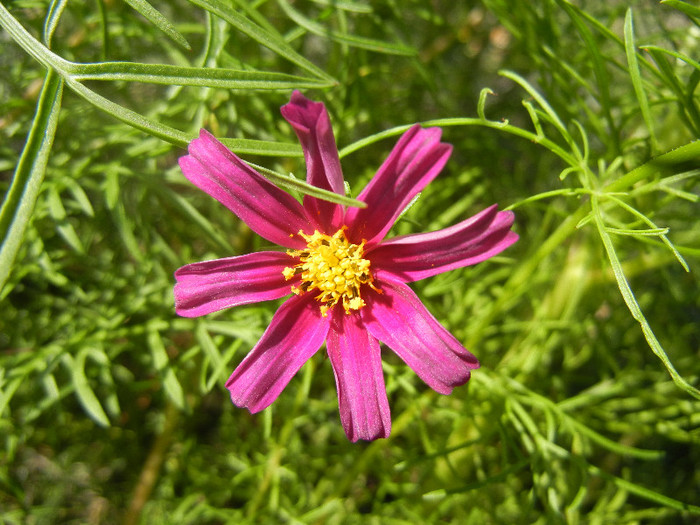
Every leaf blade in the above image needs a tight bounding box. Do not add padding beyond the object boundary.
[123,0,192,50]
[591,195,700,400]
[187,0,336,82]
[277,0,416,56]
[65,350,111,427]
[68,61,334,89]
[147,326,186,410]
[0,69,63,293]
[624,9,657,152]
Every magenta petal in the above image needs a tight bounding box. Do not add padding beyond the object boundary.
[281,91,344,232]
[345,125,452,246]
[226,293,330,413]
[174,251,296,317]
[326,311,391,442]
[362,275,479,394]
[369,206,519,282]
[180,130,314,248]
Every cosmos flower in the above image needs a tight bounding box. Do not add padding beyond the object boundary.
[174,91,518,442]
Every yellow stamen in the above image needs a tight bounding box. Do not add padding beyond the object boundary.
[283,228,378,317]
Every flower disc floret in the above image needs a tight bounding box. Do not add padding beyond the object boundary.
[284,228,377,317]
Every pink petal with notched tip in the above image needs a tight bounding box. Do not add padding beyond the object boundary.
[281,91,345,232]
[174,251,296,318]
[369,206,518,282]
[345,125,452,247]
[226,293,330,413]
[326,310,391,442]
[180,130,315,249]
[362,274,479,395]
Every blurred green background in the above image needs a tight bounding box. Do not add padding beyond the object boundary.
[1,0,699,523]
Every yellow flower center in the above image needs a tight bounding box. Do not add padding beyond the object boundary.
[283,228,377,317]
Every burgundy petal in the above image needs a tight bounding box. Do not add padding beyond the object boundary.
[174,251,296,317]
[345,125,452,246]
[281,91,345,232]
[362,275,479,394]
[226,293,330,413]
[326,310,391,442]
[369,205,518,282]
[180,130,314,249]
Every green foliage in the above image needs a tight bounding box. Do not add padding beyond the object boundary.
[1,0,699,523]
